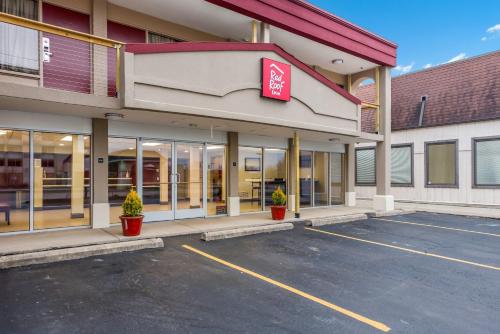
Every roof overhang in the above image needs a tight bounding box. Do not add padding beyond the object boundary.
[206,0,397,67]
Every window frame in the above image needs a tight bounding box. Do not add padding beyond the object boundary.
[355,147,376,186]
[424,139,459,188]
[391,143,414,187]
[472,136,500,189]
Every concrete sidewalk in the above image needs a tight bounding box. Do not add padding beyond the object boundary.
[0,206,372,256]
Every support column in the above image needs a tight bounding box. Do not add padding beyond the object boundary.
[345,143,356,206]
[287,138,296,211]
[259,22,270,43]
[293,132,300,218]
[374,66,394,211]
[92,0,108,96]
[227,132,240,216]
[71,135,85,218]
[92,118,110,228]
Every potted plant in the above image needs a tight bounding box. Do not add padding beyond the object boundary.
[120,187,144,236]
[271,186,287,220]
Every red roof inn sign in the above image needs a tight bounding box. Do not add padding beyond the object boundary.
[261,58,291,101]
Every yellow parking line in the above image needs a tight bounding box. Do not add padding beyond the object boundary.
[182,244,391,332]
[374,217,500,238]
[305,228,500,271]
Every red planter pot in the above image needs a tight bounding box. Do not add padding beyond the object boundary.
[120,215,144,236]
[271,206,286,220]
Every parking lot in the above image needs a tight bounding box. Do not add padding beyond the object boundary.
[0,212,499,333]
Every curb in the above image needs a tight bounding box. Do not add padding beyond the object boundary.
[0,238,164,269]
[201,223,294,241]
[305,213,368,227]
[368,209,416,218]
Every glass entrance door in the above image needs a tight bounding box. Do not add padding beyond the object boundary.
[173,143,205,219]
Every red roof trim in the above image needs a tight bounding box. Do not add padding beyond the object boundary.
[205,0,397,67]
[126,42,361,105]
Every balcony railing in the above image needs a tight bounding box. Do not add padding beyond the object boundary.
[0,11,123,97]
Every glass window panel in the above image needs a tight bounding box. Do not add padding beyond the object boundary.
[330,153,344,205]
[142,141,172,213]
[314,152,329,206]
[264,148,287,210]
[108,137,136,223]
[475,139,500,186]
[299,150,312,207]
[207,145,226,216]
[391,145,412,185]
[175,143,204,211]
[356,148,375,185]
[427,142,456,186]
[239,147,262,213]
[34,132,91,229]
[0,129,30,233]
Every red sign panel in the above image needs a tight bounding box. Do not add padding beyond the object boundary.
[261,58,291,101]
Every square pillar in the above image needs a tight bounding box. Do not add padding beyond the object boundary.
[92,118,110,228]
[287,138,296,211]
[92,0,108,96]
[374,66,394,211]
[345,143,356,207]
[227,132,240,216]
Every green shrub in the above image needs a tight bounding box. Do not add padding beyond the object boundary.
[122,187,143,217]
[271,187,286,206]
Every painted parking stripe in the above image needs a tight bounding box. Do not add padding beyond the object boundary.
[182,244,391,332]
[374,217,500,238]
[305,228,500,271]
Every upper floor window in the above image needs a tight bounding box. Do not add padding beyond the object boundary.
[425,140,458,187]
[355,147,376,186]
[0,0,39,74]
[473,137,500,187]
[391,144,413,186]
[148,31,182,43]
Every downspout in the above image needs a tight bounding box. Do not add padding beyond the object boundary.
[418,95,427,127]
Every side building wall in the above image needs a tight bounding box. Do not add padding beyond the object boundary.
[355,119,500,206]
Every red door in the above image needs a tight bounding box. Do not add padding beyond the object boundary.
[42,3,91,94]
[107,21,145,97]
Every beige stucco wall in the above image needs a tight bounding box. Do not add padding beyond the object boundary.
[355,119,500,205]
[314,66,347,87]
[124,50,360,136]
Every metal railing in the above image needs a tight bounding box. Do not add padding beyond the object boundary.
[0,11,123,96]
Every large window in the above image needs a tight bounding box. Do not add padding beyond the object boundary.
[108,137,137,223]
[330,153,344,205]
[238,147,262,213]
[299,150,312,207]
[0,0,39,74]
[473,137,500,187]
[263,148,287,210]
[355,147,376,186]
[425,140,458,187]
[0,129,30,233]
[313,152,329,206]
[142,141,172,213]
[33,132,91,229]
[391,144,413,186]
[207,145,227,215]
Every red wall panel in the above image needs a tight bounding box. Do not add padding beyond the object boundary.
[107,21,146,96]
[42,3,91,94]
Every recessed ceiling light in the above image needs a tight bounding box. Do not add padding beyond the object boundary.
[61,135,72,142]
[0,130,8,136]
[143,142,161,147]
[332,58,343,64]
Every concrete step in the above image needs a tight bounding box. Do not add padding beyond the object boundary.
[201,223,294,241]
[368,209,416,218]
[305,213,368,227]
[0,238,164,269]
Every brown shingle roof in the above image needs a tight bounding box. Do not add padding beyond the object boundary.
[356,51,500,132]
